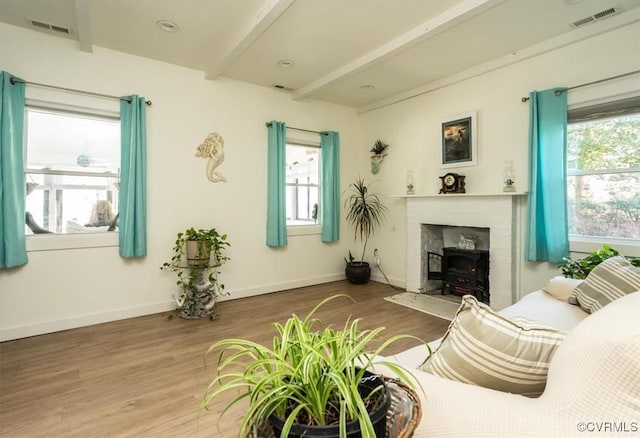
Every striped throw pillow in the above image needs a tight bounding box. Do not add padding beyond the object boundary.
[420,295,565,397]
[568,256,640,314]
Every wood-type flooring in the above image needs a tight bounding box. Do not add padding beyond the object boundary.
[0,280,450,437]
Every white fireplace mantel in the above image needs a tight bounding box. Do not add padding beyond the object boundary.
[404,193,527,310]
[394,192,528,199]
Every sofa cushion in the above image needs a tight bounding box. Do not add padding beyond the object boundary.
[420,295,565,397]
[568,256,640,313]
[542,276,582,301]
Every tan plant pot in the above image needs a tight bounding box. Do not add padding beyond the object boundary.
[185,240,211,267]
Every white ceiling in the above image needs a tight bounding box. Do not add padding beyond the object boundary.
[1,0,639,113]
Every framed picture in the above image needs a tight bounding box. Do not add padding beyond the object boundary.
[440,111,477,168]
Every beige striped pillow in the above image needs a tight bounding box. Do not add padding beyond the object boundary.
[420,295,565,397]
[568,256,640,314]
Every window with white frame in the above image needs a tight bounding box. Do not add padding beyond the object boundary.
[24,106,120,234]
[286,142,320,226]
[566,96,640,241]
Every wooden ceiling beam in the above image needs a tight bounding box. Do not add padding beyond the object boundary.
[292,0,504,101]
[204,0,294,80]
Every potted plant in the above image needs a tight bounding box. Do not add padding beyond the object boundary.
[560,244,640,279]
[160,227,230,319]
[201,294,420,437]
[344,178,387,284]
[370,140,389,156]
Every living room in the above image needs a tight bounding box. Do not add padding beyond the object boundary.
[2,0,639,341]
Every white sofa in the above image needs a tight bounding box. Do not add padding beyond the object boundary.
[377,289,640,437]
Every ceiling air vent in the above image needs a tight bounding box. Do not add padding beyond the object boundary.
[28,18,73,35]
[271,84,293,92]
[572,7,620,27]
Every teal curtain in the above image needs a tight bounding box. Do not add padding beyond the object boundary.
[321,131,340,242]
[266,121,287,247]
[119,95,147,258]
[525,88,569,263]
[0,71,27,269]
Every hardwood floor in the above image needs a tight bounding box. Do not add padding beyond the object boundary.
[0,281,450,437]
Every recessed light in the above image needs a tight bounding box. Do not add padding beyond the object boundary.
[277,59,295,68]
[360,84,375,90]
[156,20,179,32]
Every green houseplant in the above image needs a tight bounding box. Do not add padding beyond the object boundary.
[201,294,421,437]
[161,227,230,319]
[344,178,387,284]
[370,139,389,155]
[560,244,640,279]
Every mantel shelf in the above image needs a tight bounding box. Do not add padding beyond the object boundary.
[393,192,528,199]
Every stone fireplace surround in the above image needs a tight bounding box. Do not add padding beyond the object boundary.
[405,193,527,310]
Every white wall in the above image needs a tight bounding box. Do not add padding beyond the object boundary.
[2,21,639,340]
[0,23,362,341]
[360,22,640,297]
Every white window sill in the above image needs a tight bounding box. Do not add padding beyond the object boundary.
[570,236,640,258]
[26,232,119,252]
[287,225,322,237]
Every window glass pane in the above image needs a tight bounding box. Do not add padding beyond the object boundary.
[567,173,639,239]
[26,108,120,173]
[286,144,319,184]
[24,107,120,235]
[567,114,640,172]
[25,173,119,234]
[567,108,640,242]
[286,143,320,226]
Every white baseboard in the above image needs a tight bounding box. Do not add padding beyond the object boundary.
[370,271,406,290]
[0,301,176,342]
[220,273,346,301]
[0,273,347,342]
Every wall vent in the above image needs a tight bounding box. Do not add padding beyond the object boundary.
[28,18,73,35]
[572,7,620,27]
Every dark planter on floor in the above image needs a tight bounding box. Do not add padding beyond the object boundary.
[268,371,389,437]
[345,262,371,284]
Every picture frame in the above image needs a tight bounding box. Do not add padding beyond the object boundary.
[440,111,477,168]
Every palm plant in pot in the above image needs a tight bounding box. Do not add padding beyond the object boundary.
[160,227,230,320]
[344,177,387,284]
[201,294,420,437]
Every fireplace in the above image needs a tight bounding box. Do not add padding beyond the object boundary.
[405,193,527,310]
[442,247,490,303]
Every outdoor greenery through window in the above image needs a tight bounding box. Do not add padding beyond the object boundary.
[24,107,120,234]
[567,97,640,240]
[286,142,320,226]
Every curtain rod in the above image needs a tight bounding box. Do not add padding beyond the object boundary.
[9,78,152,106]
[520,69,640,102]
[265,122,327,135]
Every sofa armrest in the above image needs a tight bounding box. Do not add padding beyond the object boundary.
[373,361,573,438]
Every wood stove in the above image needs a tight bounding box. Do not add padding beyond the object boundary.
[441,247,490,304]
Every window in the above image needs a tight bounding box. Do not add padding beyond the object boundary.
[286,142,320,227]
[24,107,120,235]
[567,96,640,242]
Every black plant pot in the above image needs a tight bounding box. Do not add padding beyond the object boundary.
[268,371,389,437]
[345,262,371,284]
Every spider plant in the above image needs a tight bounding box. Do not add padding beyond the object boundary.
[201,294,421,437]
